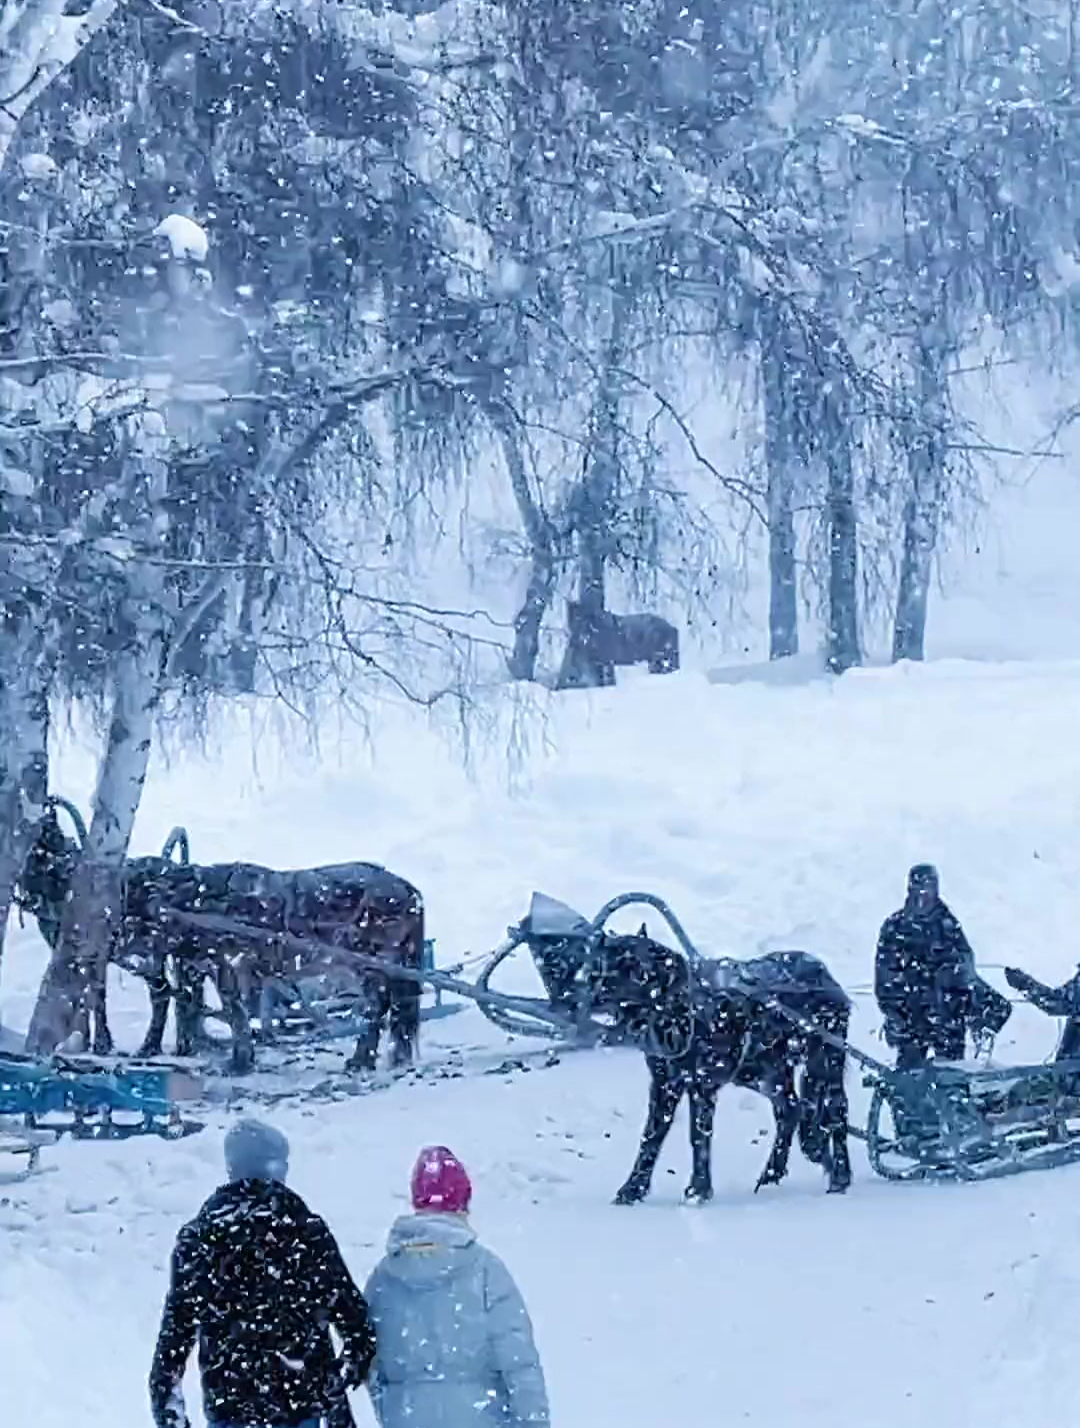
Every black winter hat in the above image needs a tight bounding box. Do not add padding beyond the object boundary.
[908,863,939,889]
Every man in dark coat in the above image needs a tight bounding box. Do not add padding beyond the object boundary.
[1005,963,1080,1061]
[875,864,1010,1069]
[150,1118,375,1428]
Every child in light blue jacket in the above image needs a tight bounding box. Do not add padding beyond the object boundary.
[364,1146,550,1428]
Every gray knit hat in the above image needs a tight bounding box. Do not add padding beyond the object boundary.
[224,1117,289,1183]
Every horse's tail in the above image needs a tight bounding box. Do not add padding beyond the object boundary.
[796,1002,850,1166]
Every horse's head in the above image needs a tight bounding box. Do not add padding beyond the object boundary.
[17,797,87,923]
[583,925,695,1048]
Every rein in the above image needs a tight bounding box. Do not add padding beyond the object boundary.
[644,995,697,1061]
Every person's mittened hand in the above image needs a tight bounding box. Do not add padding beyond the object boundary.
[1004,967,1028,991]
[162,1389,191,1428]
[340,1355,367,1390]
[882,1017,905,1047]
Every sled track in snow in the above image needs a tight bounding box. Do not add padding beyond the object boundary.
[196,1038,573,1116]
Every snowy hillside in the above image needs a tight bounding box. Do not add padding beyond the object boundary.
[5,660,1080,1427]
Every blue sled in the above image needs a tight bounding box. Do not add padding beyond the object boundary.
[0,1049,204,1140]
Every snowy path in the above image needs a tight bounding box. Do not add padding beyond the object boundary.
[4,660,1080,1426]
[4,1030,1078,1428]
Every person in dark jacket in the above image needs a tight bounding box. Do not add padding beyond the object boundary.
[150,1118,375,1428]
[875,864,1010,1068]
[1005,963,1080,1061]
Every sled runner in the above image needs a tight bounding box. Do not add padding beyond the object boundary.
[0,1124,57,1179]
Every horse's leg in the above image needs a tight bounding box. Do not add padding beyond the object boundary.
[388,979,420,1070]
[138,958,171,1058]
[345,975,387,1073]
[216,956,255,1074]
[755,1054,800,1192]
[256,976,281,1044]
[239,953,273,1035]
[171,951,218,1055]
[137,942,170,1056]
[685,1071,718,1203]
[387,908,424,1069]
[817,1008,852,1193]
[233,953,254,1023]
[615,1062,684,1205]
[822,1073,852,1193]
[172,956,218,1053]
[170,959,196,1057]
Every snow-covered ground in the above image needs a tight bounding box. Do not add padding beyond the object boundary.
[5,658,1080,1427]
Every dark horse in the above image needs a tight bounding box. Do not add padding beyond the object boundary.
[15,798,424,1075]
[583,929,852,1202]
[557,601,680,689]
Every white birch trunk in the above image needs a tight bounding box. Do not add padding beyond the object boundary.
[0,0,119,981]
[25,428,171,1055]
[21,561,224,1053]
[0,0,125,172]
[0,619,51,979]
[24,611,165,1054]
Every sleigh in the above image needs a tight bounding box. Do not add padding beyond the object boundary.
[0,1048,204,1149]
[859,1056,1080,1182]
[478,893,1080,1187]
[225,937,463,1044]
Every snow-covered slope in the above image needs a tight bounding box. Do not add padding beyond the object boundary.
[5,660,1080,1427]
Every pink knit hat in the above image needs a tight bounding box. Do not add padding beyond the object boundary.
[410,1145,472,1214]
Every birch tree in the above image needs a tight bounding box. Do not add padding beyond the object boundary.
[0,0,124,171]
[4,1,498,1043]
[0,1,130,976]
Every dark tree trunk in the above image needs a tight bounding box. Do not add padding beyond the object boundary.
[556,547,613,690]
[489,403,560,684]
[508,543,558,682]
[577,533,608,622]
[556,315,624,690]
[761,312,799,660]
[892,338,948,663]
[823,381,860,675]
